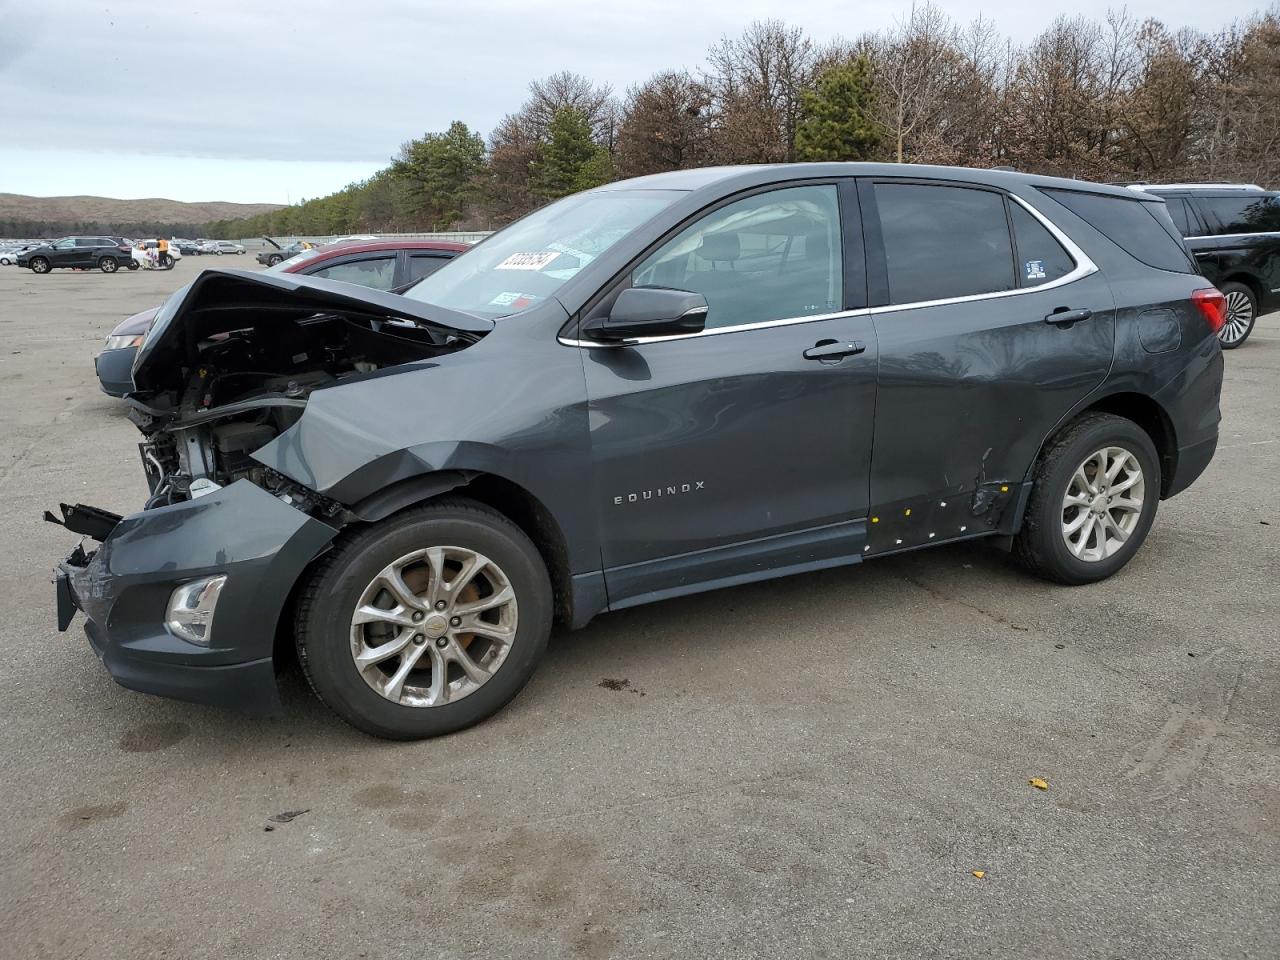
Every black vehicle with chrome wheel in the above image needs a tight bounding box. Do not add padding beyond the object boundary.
[1133,183,1280,349]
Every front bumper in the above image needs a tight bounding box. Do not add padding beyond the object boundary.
[94,346,137,397]
[55,480,338,716]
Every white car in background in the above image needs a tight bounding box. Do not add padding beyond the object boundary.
[200,240,246,255]
[0,242,42,265]
[131,239,183,270]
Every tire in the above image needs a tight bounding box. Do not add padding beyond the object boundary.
[295,497,552,739]
[215,249,223,255]
[267,255,283,266]
[161,254,174,269]
[99,257,118,273]
[30,257,50,274]
[127,261,139,270]
[1013,413,1160,585]
[0,257,10,266]
[1218,281,1257,349]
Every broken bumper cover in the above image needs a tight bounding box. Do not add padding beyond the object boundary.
[55,480,338,716]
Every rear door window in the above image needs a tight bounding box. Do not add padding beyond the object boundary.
[1198,195,1280,234]
[307,255,397,290]
[874,182,1015,303]
[1041,188,1194,273]
[1164,198,1194,237]
[1009,203,1075,287]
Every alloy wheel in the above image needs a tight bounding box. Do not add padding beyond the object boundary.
[1061,445,1146,562]
[1220,289,1254,346]
[348,546,518,707]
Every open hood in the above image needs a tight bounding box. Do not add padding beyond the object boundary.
[131,268,492,393]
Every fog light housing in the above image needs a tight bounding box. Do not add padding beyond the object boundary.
[165,575,227,646]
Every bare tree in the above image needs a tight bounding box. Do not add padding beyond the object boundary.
[616,71,714,177]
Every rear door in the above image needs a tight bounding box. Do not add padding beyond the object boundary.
[1188,193,1280,308]
[859,178,1115,552]
[579,181,879,605]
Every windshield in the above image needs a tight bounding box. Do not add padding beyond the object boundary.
[403,189,683,318]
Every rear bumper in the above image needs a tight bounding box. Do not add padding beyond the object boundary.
[55,480,339,716]
[95,346,136,397]
[1156,334,1224,499]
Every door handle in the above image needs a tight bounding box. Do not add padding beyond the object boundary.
[1044,307,1093,327]
[804,340,866,361]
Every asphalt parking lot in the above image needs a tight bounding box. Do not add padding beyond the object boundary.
[1,258,1277,959]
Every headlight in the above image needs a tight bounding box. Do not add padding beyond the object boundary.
[104,334,145,350]
[165,575,227,646]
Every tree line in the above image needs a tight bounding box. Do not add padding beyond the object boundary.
[206,5,1280,239]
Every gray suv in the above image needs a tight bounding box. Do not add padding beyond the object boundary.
[53,164,1225,739]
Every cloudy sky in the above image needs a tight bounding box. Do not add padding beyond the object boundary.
[0,0,1264,204]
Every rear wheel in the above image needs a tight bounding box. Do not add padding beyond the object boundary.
[296,498,552,739]
[1014,413,1160,585]
[99,257,118,273]
[30,256,50,274]
[161,254,174,269]
[1218,281,1257,349]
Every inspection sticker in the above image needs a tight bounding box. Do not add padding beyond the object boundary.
[495,251,560,271]
[489,291,536,309]
[1024,259,1046,280]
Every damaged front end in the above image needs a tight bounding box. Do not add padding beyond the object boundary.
[51,269,493,714]
[123,269,491,515]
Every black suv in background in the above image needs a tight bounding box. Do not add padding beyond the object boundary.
[18,236,138,273]
[55,164,1224,739]
[1133,183,1280,347]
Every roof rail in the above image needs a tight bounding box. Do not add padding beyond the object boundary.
[1127,182,1265,192]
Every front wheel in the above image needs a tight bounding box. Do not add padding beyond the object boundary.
[267,254,283,266]
[215,249,223,255]
[1014,413,1160,585]
[30,257,50,274]
[161,254,174,269]
[296,498,552,740]
[99,257,118,273]
[1218,281,1257,349]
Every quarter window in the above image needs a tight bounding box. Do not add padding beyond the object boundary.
[1040,188,1193,274]
[1198,195,1280,234]
[407,255,449,282]
[1009,203,1075,287]
[875,183,1015,304]
[632,184,843,329]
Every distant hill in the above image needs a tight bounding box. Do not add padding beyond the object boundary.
[0,193,285,238]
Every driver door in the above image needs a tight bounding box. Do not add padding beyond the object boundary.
[579,182,878,608]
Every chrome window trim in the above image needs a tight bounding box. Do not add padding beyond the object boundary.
[559,191,1096,349]
[1183,231,1280,241]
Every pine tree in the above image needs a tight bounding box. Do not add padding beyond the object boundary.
[794,58,882,161]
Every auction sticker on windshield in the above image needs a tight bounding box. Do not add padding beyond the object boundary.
[495,251,560,271]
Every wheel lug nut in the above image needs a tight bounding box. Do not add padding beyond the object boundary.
[435,600,447,611]
[450,616,461,627]
[435,637,448,648]
[412,634,425,645]
[412,611,424,622]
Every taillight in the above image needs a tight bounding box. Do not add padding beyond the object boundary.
[1191,288,1226,335]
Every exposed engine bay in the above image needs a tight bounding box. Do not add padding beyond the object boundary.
[120,270,490,519]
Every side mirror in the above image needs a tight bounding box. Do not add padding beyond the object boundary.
[583,287,708,342]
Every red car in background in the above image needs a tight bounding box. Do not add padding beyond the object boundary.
[95,239,470,396]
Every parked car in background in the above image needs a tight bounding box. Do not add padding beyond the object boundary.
[173,238,203,256]
[201,240,245,255]
[94,238,468,395]
[18,236,138,273]
[0,242,43,265]
[61,164,1223,739]
[1131,183,1280,348]
[256,238,316,267]
[131,239,182,270]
